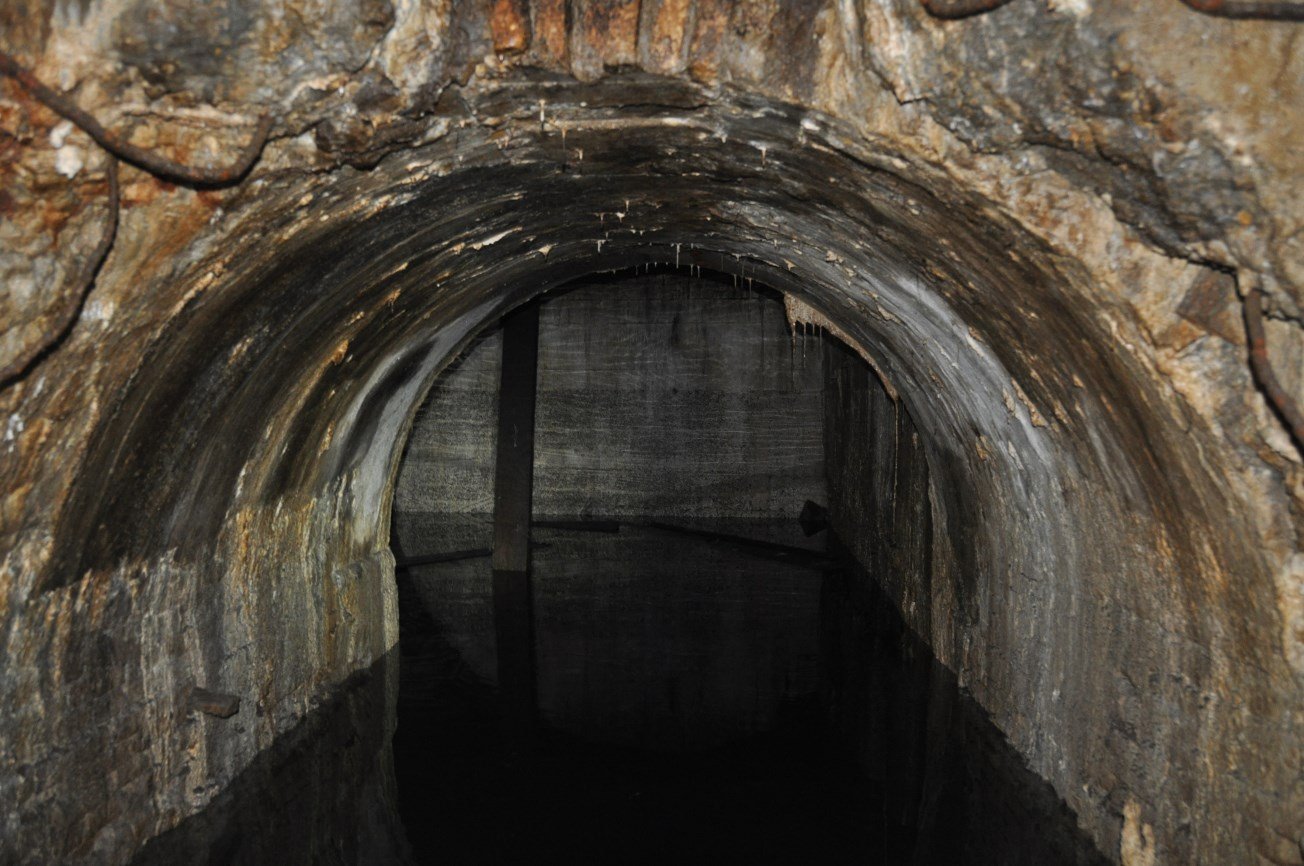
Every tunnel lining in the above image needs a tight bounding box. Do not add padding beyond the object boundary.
[10,74,1290,863]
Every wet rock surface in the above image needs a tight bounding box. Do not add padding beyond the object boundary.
[129,651,412,866]
[0,2,1300,864]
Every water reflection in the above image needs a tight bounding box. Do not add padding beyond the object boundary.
[392,520,894,863]
[133,526,1108,865]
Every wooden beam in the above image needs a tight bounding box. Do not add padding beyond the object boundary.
[491,302,541,745]
[492,303,540,573]
[394,541,549,570]
[492,569,537,745]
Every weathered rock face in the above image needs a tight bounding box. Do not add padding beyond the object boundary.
[0,2,1300,864]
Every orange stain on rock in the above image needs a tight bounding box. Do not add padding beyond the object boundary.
[530,0,570,69]
[491,0,532,54]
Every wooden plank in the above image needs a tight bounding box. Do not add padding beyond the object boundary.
[643,520,838,570]
[491,302,541,745]
[492,568,538,745]
[395,541,549,569]
[492,303,540,573]
[402,547,492,567]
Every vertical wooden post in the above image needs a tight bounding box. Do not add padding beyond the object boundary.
[491,302,540,745]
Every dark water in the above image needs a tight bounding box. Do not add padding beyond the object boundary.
[133,524,1107,866]
[394,694,909,864]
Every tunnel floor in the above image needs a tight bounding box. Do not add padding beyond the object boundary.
[393,520,913,865]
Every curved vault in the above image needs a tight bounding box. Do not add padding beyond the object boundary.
[4,75,1299,864]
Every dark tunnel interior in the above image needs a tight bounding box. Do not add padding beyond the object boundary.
[129,267,1109,866]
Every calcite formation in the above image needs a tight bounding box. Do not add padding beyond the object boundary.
[0,1,1300,863]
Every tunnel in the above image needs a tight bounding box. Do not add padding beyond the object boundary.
[1,2,1302,865]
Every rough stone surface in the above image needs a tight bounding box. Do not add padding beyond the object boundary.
[130,650,411,866]
[0,2,1300,864]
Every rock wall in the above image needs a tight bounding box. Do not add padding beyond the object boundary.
[0,2,1299,863]
[822,336,1113,864]
[128,651,412,866]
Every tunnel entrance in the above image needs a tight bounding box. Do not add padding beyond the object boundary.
[389,269,875,862]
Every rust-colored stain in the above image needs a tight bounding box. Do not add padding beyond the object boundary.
[41,196,82,242]
[641,0,693,74]
[120,173,178,208]
[326,339,350,367]
[577,0,641,69]
[687,0,728,82]
[1176,267,1241,346]
[491,0,532,54]
[530,0,570,68]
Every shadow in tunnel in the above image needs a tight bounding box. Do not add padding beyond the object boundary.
[129,537,1110,865]
[388,532,1112,866]
[127,648,413,866]
[389,534,911,865]
[818,539,1112,866]
[129,269,1109,865]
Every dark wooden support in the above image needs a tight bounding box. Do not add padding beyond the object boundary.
[491,302,541,745]
[644,520,838,570]
[492,568,537,746]
[395,541,548,570]
[493,303,540,573]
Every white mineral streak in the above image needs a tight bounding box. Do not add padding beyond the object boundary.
[783,293,899,401]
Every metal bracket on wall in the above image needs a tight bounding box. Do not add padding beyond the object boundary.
[1242,285,1304,453]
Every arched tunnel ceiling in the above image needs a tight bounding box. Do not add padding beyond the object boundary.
[19,73,1297,861]
[0,3,1301,865]
[53,81,1108,569]
[25,76,1216,616]
[33,76,1266,633]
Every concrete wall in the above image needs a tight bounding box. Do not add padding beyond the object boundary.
[821,338,931,792]
[394,272,827,525]
[391,274,829,751]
